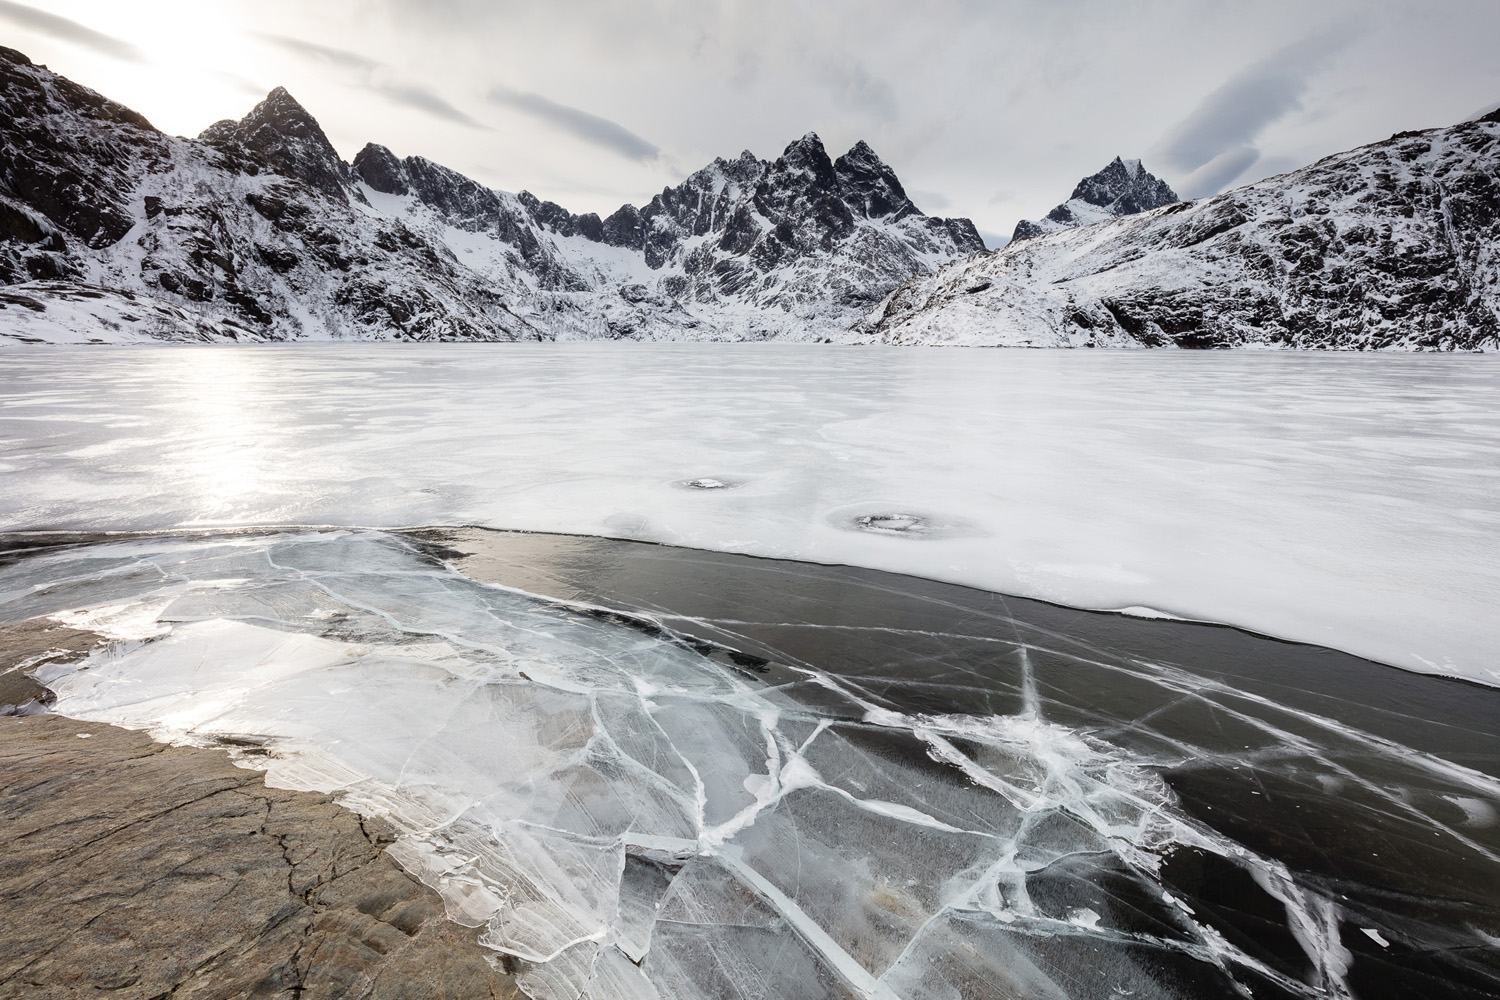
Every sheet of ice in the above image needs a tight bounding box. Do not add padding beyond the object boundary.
[10,530,1446,1000]
[1,344,1497,684]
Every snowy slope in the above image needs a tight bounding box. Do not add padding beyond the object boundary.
[0,281,262,344]
[860,113,1500,350]
[0,46,981,343]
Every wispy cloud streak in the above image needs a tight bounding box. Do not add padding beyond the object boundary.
[487,86,660,162]
[0,1,145,63]
[1156,26,1359,196]
[257,33,486,128]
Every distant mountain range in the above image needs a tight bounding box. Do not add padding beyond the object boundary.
[1,45,1496,350]
[0,46,980,343]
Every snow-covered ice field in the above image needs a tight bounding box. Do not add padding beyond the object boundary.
[2,343,1497,683]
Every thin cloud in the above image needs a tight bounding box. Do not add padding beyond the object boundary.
[258,33,485,128]
[817,54,898,123]
[214,70,271,98]
[0,0,145,63]
[1155,26,1359,194]
[1175,146,1261,200]
[373,82,487,128]
[487,86,660,162]
[256,33,380,73]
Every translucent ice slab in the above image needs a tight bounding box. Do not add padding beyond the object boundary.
[8,530,1498,999]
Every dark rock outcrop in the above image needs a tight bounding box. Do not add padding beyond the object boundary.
[0,45,165,253]
[351,142,410,196]
[201,87,355,203]
[1013,157,1178,242]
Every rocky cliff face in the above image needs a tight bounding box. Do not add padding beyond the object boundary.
[588,134,984,317]
[861,114,1500,350]
[0,47,981,343]
[1011,157,1178,242]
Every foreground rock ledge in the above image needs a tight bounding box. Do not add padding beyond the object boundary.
[0,713,519,1000]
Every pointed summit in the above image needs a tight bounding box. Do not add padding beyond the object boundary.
[755,131,850,239]
[1068,156,1177,216]
[778,132,836,179]
[201,88,351,201]
[834,140,918,221]
[1013,157,1177,242]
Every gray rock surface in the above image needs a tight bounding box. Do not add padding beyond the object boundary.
[0,618,519,999]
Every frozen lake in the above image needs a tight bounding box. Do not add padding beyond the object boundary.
[2,344,1498,683]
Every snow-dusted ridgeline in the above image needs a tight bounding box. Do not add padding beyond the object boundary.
[0,46,982,344]
[859,111,1500,350]
[3,41,1497,349]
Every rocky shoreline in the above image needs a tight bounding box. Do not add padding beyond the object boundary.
[0,617,517,1000]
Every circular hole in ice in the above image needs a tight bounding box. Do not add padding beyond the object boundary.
[854,513,932,535]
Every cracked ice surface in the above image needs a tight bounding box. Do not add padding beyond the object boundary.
[1,345,1498,684]
[7,530,1499,999]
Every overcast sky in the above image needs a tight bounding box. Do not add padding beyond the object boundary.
[5,0,1499,245]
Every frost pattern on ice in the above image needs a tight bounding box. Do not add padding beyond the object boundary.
[8,530,1488,1000]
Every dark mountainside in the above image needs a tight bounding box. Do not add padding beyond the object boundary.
[0,46,981,343]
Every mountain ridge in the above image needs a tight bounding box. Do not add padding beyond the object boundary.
[2,45,1497,350]
[858,114,1500,350]
[0,48,981,343]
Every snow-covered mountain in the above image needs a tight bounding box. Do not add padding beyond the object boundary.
[4,45,1498,350]
[1011,156,1177,242]
[0,47,983,343]
[859,111,1500,350]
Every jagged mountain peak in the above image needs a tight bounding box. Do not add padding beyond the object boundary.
[201,87,323,147]
[1012,156,1177,242]
[1067,156,1177,211]
[788,131,827,152]
[201,86,352,202]
[834,140,918,221]
[776,131,838,182]
[351,142,408,195]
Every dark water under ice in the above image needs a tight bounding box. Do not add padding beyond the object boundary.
[436,529,1500,1000]
[4,527,1497,999]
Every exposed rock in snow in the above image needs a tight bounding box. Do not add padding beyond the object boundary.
[0,46,981,343]
[1011,156,1178,242]
[861,116,1500,350]
[0,281,263,344]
